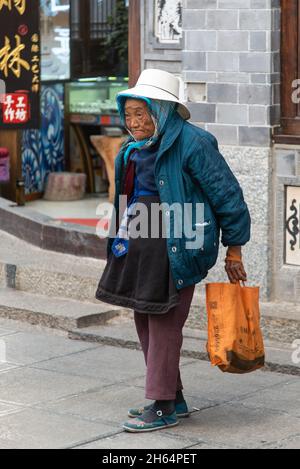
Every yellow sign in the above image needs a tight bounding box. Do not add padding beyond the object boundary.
[0,34,30,78]
[0,0,26,15]
[0,0,40,128]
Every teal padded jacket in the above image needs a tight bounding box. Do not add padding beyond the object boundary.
[106,112,251,290]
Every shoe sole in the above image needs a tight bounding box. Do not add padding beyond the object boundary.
[176,412,190,418]
[123,421,179,433]
[128,411,190,419]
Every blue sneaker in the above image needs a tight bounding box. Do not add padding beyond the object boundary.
[123,410,179,433]
[128,400,190,419]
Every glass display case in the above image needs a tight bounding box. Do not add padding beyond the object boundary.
[66,76,128,194]
[67,77,128,115]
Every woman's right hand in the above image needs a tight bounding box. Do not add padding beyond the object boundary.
[225,258,247,284]
[225,246,247,284]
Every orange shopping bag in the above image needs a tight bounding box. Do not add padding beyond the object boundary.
[206,281,265,374]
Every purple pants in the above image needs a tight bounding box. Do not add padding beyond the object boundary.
[134,284,195,400]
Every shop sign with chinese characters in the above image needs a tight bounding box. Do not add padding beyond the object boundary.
[0,0,40,129]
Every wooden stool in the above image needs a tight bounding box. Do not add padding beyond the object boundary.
[44,172,87,201]
[90,135,126,203]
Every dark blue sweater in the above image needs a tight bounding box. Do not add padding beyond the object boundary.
[130,140,161,193]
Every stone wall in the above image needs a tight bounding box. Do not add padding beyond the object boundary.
[182,0,281,145]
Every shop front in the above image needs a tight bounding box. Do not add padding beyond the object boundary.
[0,0,132,217]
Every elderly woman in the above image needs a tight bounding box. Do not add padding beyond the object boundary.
[95,69,251,433]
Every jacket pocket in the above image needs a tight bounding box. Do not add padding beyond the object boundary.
[192,226,219,274]
[189,219,215,255]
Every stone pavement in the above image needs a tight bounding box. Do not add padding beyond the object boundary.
[0,317,299,449]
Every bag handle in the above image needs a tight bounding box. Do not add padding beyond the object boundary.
[237,280,246,288]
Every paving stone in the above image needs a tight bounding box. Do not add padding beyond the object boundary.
[0,367,106,405]
[179,362,295,402]
[0,330,99,366]
[131,360,292,404]
[185,442,237,449]
[0,401,24,417]
[76,431,197,450]
[241,380,300,417]
[31,345,146,382]
[268,435,300,449]
[36,383,203,426]
[0,363,19,373]
[0,407,117,449]
[0,327,17,337]
[35,384,148,425]
[167,403,300,449]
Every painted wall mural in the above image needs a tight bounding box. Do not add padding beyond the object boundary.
[155,0,183,44]
[22,83,65,195]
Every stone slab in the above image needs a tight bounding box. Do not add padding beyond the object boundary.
[167,403,300,449]
[0,330,99,366]
[31,345,146,383]
[0,407,118,449]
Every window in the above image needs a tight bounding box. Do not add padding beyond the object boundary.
[275,0,300,142]
[70,0,128,78]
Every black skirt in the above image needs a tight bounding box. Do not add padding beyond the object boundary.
[95,195,180,314]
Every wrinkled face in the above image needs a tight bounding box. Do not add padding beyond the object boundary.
[124,99,155,141]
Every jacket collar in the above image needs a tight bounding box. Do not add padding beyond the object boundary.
[156,113,184,163]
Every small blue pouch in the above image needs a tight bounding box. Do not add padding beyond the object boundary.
[111,176,159,257]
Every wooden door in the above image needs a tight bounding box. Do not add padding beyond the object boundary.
[128,0,141,87]
[276,0,300,141]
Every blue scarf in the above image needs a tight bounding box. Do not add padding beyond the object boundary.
[116,94,178,165]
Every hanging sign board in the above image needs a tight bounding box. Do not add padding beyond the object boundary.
[0,0,40,129]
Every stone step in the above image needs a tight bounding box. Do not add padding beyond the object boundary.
[0,288,124,331]
[0,196,106,259]
[5,262,105,304]
[0,230,106,303]
[68,320,300,377]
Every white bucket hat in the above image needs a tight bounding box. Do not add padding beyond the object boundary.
[117,68,191,121]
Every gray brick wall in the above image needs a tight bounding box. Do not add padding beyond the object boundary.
[182,0,281,146]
